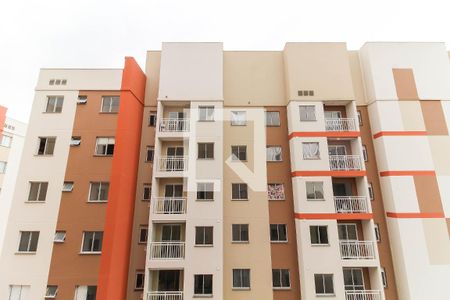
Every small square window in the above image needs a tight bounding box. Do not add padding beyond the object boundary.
[70,136,81,146]
[45,96,64,113]
[272,269,290,289]
[194,274,213,295]
[231,145,247,161]
[302,142,320,160]
[265,111,280,126]
[143,185,151,201]
[267,184,285,200]
[195,226,213,246]
[89,182,109,202]
[37,137,56,155]
[357,111,363,126]
[18,231,39,252]
[61,79,67,85]
[266,146,282,161]
[149,112,157,127]
[232,183,248,200]
[199,106,214,121]
[231,111,246,126]
[62,182,74,192]
[314,274,334,295]
[77,95,88,104]
[374,223,381,242]
[306,182,324,200]
[197,182,214,200]
[138,225,148,244]
[299,105,316,121]
[28,182,48,202]
[0,135,12,147]
[55,79,61,85]
[95,137,115,156]
[101,96,120,113]
[49,79,55,85]
[198,143,214,159]
[135,271,145,290]
[362,145,368,162]
[81,231,103,253]
[232,224,249,242]
[45,285,58,298]
[233,269,250,289]
[368,183,374,200]
[146,146,154,163]
[270,224,287,242]
[0,161,7,174]
[310,226,329,245]
[54,231,66,243]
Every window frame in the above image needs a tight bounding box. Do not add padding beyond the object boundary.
[381,267,388,288]
[230,111,247,126]
[267,183,285,201]
[149,112,157,127]
[272,269,291,289]
[27,182,48,202]
[265,111,281,127]
[374,223,381,242]
[62,181,74,192]
[357,110,363,126]
[197,182,214,201]
[37,137,56,156]
[100,96,120,113]
[17,231,39,253]
[198,106,215,122]
[0,161,7,174]
[138,225,148,244]
[0,135,12,147]
[143,184,151,201]
[54,231,66,243]
[306,181,325,201]
[270,224,288,243]
[302,142,320,160]
[195,226,213,246]
[231,145,247,161]
[232,224,249,243]
[231,183,248,200]
[368,183,374,200]
[194,274,213,296]
[299,105,316,121]
[95,137,115,156]
[45,285,58,298]
[362,145,368,162]
[146,146,154,163]
[232,269,251,289]
[198,143,214,159]
[266,146,282,162]
[314,273,334,296]
[88,182,109,202]
[134,271,145,290]
[310,225,329,245]
[45,96,64,113]
[80,231,103,254]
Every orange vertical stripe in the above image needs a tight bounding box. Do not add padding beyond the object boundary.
[97,57,146,300]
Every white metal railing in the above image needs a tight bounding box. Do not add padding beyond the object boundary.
[152,197,187,214]
[149,242,185,259]
[158,156,188,172]
[340,241,375,259]
[334,196,369,213]
[159,118,189,132]
[325,118,357,131]
[329,155,362,171]
[345,290,381,300]
[147,291,183,300]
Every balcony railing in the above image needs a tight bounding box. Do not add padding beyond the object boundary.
[152,197,187,214]
[158,156,188,172]
[325,118,357,132]
[334,196,369,213]
[159,118,189,132]
[345,290,381,300]
[340,241,375,259]
[329,155,362,171]
[149,242,185,259]
[147,291,183,300]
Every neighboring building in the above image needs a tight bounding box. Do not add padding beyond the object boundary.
[0,106,27,255]
[0,42,449,300]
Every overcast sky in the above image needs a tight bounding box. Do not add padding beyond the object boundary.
[1,0,449,122]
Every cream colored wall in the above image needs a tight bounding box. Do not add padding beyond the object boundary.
[349,51,368,106]
[283,43,355,101]
[223,51,286,106]
[223,108,273,300]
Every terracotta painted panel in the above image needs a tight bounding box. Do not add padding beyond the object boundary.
[0,105,7,136]
[392,69,419,100]
[97,57,146,300]
[413,175,444,214]
[447,219,450,237]
[420,101,449,135]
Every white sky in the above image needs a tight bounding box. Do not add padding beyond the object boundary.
[1,0,449,122]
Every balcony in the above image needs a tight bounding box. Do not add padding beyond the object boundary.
[334,196,369,213]
[149,242,185,259]
[329,155,362,171]
[152,197,187,214]
[340,241,375,259]
[345,290,381,300]
[147,291,183,300]
[325,118,357,132]
[157,156,188,172]
[159,118,189,132]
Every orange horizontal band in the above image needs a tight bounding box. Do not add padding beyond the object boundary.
[373,131,427,139]
[289,131,360,139]
[292,171,366,177]
[386,212,445,219]
[380,170,435,177]
[295,213,373,220]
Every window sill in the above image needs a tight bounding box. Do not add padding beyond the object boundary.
[196,199,214,202]
[24,201,46,204]
[198,120,215,123]
[316,294,336,297]
[267,160,283,163]
[34,154,54,157]
[193,294,213,298]
[273,287,291,290]
[194,244,213,248]
[87,200,108,203]
[231,241,249,244]
[134,288,144,292]
[307,198,325,201]
[53,241,65,244]
[232,287,251,291]
[303,158,321,160]
[266,125,281,127]
[79,252,101,255]
[93,154,113,157]
[271,241,288,244]
[311,243,330,247]
[231,199,248,201]
[268,198,285,201]
[15,251,36,255]
[197,158,215,160]
[99,111,119,114]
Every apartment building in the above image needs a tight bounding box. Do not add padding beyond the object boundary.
[0,42,449,300]
[0,106,27,251]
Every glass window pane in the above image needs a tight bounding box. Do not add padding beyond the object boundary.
[314,274,324,294]
[99,183,109,201]
[272,270,281,287]
[194,275,203,294]
[204,275,213,294]
[310,226,319,244]
[319,226,328,244]
[38,183,48,201]
[45,138,55,155]
[324,275,334,294]
[83,232,94,252]
[29,232,39,251]
[90,183,100,200]
[28,183,39,201]
[18,232,30,251]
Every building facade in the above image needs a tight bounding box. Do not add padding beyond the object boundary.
[0,42,449,300]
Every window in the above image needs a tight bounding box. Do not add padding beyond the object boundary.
[272,269,290,289]
[9,285,30,300]
[338,224,358,240]
[232,183,248,200]
[306,182,324,200]
[231,145,247,161]
[28,182,48,202]
[101,96,120,113]
[357,111,363,126]
[18,231,39,252]
[232,224,249,242]
[146,146,154,162]
[233,269,250,289]
[270,224,287,242]
[267,183,285,200]
[299,105,316,121]
[149,112,157,127]
[328,145,347,156]
[71,136,81,146]
[302,142,320,159]
[231,111,246,126]
[265,111,280,126]
[343,268,364,291]
[37,137,56,155]
[54,231,66,243]
[89,182,109,202]
[368,183,374,200]
[139,225,148,244]
[310,226,329,245]
[0,161,6,173]
[325,111,342,119]
[314,274,334,295]
[135,271,145,290]
[45,96,64,113]
[195,226,213,246]
[198,143,214,159]
[362,145,368,162]
[266,146,282,161]
[381,268,387,288]
[199,106,214,121]
[62,181,74,192]
[77,95,88,104]
[95,137,115,156]
[0,135,12,147]
[81,231,103,253]
[143,185,151,201]
[45,286,58,298]
[74,286,97,300]
[374,223,381,242]
[197,182,214,200]
[194,274,213,295]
